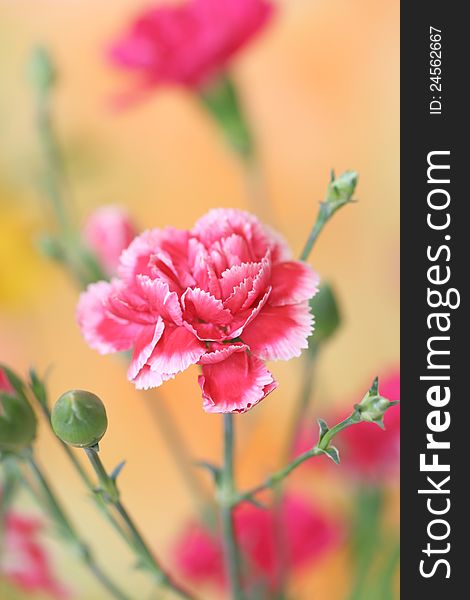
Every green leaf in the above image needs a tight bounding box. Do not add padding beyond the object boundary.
[309,282,341,345]
[28,369,49,410]
[318,446,341,465]
[317,418,329,443]
[195,461,221,485]
[110,460,126,482]
[199,74,253,159]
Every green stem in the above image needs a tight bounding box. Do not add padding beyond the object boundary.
[141,389,213,521]
[25,455,130,600]
[220,415,245,600]
[348,486,385,600]
[300,171,357,262]
[285,343,319,458]
[35,90,71,232]
[30,384,134,546]
[236,414,359,505]
[84,446,195,600]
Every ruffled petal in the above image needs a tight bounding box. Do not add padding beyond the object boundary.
[198,349,277,413]
[147,325,205,376]
[127,319,165,381]
[76,281,141,354]
[136,275,183,325]
[119,227,193,288]
[182,287,232,340]
[192,208,283,262]
[132,365,174,390]
[199,342,247,364]
[241,303,313,361]
[268,262,319,306]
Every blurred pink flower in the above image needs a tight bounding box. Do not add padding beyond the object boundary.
[77,209,318,413]
[83,206,137,277]
[0,368,13,393]
[173,494,339,593]
[109,0,273,93]
[0,512,68,598]
[294,371,400,481]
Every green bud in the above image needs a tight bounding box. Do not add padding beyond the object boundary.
[51,390,108,448]
[327,170,358,205]
[0,391,37,452]
[355,377,398,429]
[309,282,341,346]
[27,46,56,93]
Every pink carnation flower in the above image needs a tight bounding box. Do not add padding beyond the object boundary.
[109,0,273,91]
[77,208,318,413]
[0,511,68,598]
[173,494,339,594]
[295,371,400,481]
[83,206,137,277]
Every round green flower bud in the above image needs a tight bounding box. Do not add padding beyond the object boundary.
[0,392,37,452]
[51,390,108,448]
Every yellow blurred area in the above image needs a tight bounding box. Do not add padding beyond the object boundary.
[0,0,399,599]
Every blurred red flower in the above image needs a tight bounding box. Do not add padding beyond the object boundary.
[173,493,339,594]
[83,206,137,278]
[0,512,68,598]
[109,0,273,92]
[294,371,400,481]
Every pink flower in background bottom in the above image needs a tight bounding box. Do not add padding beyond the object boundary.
[0,512,68,598]
[83,206,137,277]
[294,371,400,481]
[173,494,339,594]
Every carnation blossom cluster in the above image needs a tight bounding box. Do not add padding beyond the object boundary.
[77,209,318,413]
[173,494,339,593]
[110,0,273,91]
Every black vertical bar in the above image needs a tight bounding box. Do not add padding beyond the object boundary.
[401,3,466,597]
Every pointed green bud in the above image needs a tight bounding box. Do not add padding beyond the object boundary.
[325,170,358,212]
[51,390,108,448]
[355,377,398,428]
[27,46,56,93]
[0,368,37,452]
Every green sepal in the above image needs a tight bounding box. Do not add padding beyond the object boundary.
[110,460,126,482]
[317,418,329,443]
[195,461,222,486]
[317,445,341,465]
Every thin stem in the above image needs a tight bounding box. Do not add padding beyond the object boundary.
[29,384,134,545]
[236,414,359,505]
[348,487,384,600]
[300,171,357,262]
[285,343,319,458]
[25,455,130,600]
[84,446,195,600]
[141,389,213,519]
[299,214,326,262]
[220,415,245,600]
[242,154,277,227]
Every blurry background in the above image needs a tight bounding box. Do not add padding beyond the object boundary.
[0,0,399,598]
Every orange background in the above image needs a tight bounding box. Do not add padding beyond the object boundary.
[0,1,399,598]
